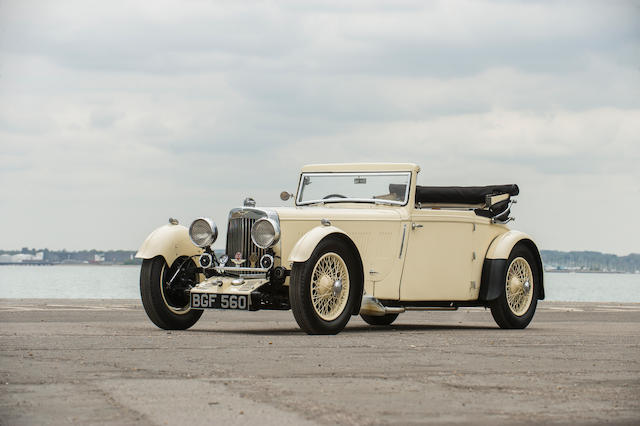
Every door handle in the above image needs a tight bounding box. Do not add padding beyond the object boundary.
[411,223,423,230]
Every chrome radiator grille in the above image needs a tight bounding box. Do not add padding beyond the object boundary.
[225,217,266,267]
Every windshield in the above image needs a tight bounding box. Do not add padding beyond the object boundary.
[296,172,411,205]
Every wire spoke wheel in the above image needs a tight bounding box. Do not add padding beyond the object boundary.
[160,260,192,314]
[140,256,203,330]
[310,253,350,321]
[289,237,361,334]
[505,257,534,316]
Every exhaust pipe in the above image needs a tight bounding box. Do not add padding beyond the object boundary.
[359,295,404,316]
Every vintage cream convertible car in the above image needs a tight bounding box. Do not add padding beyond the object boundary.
[137,163,544,334]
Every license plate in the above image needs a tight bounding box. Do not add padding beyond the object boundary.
[190,293,249,310]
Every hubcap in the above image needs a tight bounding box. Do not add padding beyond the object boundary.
[505,257,534,316]
[310,253,350,321]
[332,279,343,297]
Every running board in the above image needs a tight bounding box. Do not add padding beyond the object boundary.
[359,296,458,316]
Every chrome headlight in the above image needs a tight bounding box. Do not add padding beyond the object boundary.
[189,218,218,248]
[251,217,280,249]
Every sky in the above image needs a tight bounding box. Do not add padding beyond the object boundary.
[0,0,639,255]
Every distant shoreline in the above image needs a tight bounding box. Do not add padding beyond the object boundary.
[545,269,636,274]
[3,248,640,274]
[1,262,638,275]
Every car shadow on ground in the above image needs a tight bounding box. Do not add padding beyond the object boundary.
[189,323,497,336]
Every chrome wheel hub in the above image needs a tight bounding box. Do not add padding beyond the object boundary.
[332,279,343,297]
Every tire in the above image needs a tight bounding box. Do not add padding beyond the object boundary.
[140,256,203,330]
[490,244,539,329]
[360,313,398,326]
[289,237,361,335]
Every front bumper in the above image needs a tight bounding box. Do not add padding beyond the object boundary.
[190,276,270,311]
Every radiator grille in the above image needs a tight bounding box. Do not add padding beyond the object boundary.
[226,217,266,267]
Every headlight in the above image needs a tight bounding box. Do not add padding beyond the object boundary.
[251,218,280,249]
[189,218,218,247]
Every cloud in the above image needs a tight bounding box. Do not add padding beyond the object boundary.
[0,0,638,254]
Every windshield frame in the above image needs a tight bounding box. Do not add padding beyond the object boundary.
[295,171,412,207]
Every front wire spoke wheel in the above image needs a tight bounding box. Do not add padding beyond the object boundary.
[160,260,191,314]
[140,256,203,330]
[289,237,361,335]
[310,253,350,321]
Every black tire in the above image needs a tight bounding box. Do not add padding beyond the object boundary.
[360,313,399,326]
[289,237,361,335]
[140,256,203,330]
[490,244,539,329]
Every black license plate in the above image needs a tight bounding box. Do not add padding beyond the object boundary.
[191,293,249,310]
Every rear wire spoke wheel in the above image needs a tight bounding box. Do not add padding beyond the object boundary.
[490,244,539,329]
[505,257,534,316]
[289,238,361,335]
[140,256,203,330]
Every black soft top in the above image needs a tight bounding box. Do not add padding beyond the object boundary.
[389,184,519,204]
[416,184,519,204]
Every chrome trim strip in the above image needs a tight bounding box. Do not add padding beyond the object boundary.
[404,307,458,311]
[214,266,270,273]
[213,266,270,279]
[398,224,406,258]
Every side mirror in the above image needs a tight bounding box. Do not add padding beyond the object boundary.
[280,191,293,201]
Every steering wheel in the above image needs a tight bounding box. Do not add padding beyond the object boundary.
[323,194,347,200]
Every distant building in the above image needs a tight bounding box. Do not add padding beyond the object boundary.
[0,252,47,263]
[12,254,34,262]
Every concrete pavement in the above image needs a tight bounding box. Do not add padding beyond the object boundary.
[1,299,639,425]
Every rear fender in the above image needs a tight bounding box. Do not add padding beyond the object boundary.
[479,231,545,301]
[136,224,202,268]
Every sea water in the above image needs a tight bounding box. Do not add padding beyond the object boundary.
[0,265,638,302]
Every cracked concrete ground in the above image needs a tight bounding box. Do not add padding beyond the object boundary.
[1,299,639,425]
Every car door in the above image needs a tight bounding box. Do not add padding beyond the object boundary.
[399,210,474,301]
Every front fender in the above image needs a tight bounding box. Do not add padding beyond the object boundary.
[287,225,348,263]
[135,223,202,268]
[479,230,545,301]
[287,225,364,315]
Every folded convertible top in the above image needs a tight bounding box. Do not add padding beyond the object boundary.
[389,184,519,205]
[415,184,519,204]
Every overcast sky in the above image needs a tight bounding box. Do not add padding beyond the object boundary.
[1,0,639,255]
